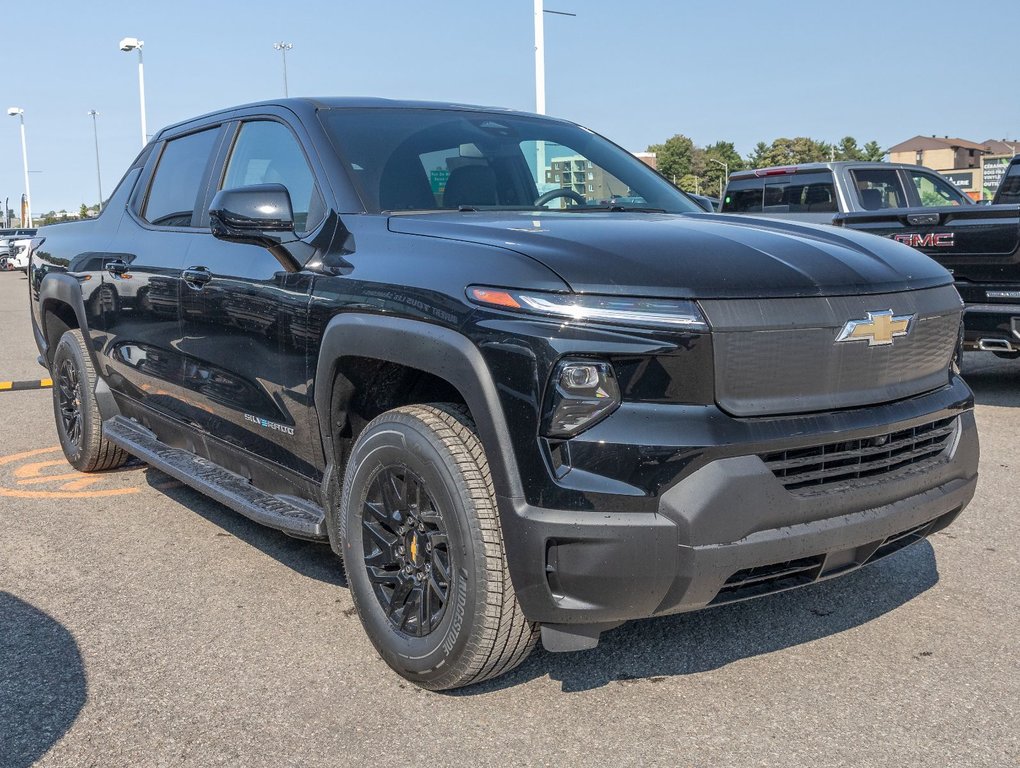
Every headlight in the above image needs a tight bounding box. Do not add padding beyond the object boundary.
[542,359,620,438]
[467,286,707,330]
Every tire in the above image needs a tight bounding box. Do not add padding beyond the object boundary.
[338,403,538,690]
[51,329,129,472]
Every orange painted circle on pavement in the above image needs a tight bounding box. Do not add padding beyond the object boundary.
[0,446,143,499]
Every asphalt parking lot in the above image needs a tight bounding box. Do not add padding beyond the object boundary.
[1,269,1017,767]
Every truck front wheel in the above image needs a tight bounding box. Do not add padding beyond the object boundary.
[338,403,537,690]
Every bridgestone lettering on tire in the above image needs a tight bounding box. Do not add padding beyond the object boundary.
[338,403,538,691]
[51,329,129,473]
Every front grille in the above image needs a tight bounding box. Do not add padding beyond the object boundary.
[761,416,957,492]
[700,285,963,417]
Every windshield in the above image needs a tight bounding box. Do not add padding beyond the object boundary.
[319,108,701,214]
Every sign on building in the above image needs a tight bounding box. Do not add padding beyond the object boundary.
[982,156,1011,195]
[942,171,973,190]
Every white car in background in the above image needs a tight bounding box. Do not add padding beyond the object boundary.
[0,228,36,270]
[8,238,35,273]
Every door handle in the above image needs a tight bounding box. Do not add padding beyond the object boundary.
[104,259,129,275]
[906,213,940,226]
[182,266,212,288]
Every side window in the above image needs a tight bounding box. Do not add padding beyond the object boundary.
[909,170,966,207]
[722,180,763,212]
[142,128,219,227]
[851,169,907,210]
[995,162,1020,204]
[222,121,324,232]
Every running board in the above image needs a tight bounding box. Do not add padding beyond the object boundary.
[103,416,326,539]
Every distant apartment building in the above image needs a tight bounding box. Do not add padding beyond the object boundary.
[546,155,628,204]
[888,135,1019,200]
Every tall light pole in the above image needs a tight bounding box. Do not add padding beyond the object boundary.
[533,3,576,115]
[708,158,728,199]
[119,37,147,147]
[6,107,32,227]
[533,4,574,188]
[273,42,293,97]
[88,110,103,212]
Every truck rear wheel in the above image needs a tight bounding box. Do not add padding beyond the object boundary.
[338,403,537,690]
[51,329,129,472]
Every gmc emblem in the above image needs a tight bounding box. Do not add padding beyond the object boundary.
[892,232,955,248]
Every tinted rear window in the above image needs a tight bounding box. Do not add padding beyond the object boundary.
[724,172,836,213]
[722,178,763,212]
[143,128,219,227]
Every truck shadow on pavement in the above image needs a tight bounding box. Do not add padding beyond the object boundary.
[0,592,87,768]
[461,541,939,694]
[144,472,346,588]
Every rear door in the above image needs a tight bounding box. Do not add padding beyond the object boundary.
[98,125,225,430]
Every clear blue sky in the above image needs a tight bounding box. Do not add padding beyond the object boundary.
[4,0,1019,213]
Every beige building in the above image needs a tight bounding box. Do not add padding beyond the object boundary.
[888,136,988,171]
[888,136,1019,200]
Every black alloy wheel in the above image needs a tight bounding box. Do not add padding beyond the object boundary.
[362,466,451,638]
[50,329,129,472]
[57,357,84,449]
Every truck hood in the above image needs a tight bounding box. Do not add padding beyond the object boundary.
[387,211,952,299]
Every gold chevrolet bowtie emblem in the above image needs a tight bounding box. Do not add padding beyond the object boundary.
[835,310,914,346]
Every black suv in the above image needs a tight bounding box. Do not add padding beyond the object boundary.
[28,99,978,690]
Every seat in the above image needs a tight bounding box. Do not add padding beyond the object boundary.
[803,184,835,212]
[859,187,884,210]
[379,152,437,211]
[442,164,498,208]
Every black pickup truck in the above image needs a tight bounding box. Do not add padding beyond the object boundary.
[723,161,1020,358]
[27,100,978,690]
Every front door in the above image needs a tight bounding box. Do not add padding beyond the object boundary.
[175,119,327,483]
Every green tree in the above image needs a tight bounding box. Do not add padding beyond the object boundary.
[834,136,864,161]
[79,203,90,219]
[700,141,744,198]
[647,134,695,184]
[863,141,885,162]
[747,137,832,167]
[677,174,701,194]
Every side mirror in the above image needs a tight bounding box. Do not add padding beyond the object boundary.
[208,183,295,248]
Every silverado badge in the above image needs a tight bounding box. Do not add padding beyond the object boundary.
[835,310,914,346]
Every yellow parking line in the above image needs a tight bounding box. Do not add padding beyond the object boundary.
[0,378,53,392]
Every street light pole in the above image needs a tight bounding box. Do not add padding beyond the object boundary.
[708,158,729,199]
[6,108,32,227]
[88,110,103,212]
[534,0,545,115]
[274,42,293,97]
[119,38,147,147]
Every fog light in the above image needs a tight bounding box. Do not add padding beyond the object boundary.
[543,360,620,438]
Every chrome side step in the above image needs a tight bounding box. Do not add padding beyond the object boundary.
[103,416,326,539]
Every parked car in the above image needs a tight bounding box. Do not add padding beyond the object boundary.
[0,227,36,262]
[722,162,1020,358]
[29,99,977,690]
[688,192,721,212]
[8,238,33,273]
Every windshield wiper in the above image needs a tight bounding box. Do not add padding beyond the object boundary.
[556,205,668,213]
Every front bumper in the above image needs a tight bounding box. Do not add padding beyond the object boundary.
[498,388,978,631]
